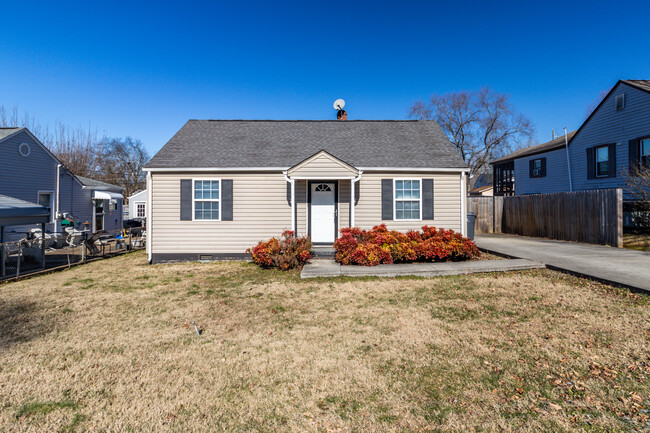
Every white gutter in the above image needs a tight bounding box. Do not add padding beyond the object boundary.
[143,166,470,173]
[460,171,467,236]
[350,170,363,227]
[283,171,296,234]
[357,167,471,173]
[143,167,287,173]
[564,127,573,192]
[146,170,152,263]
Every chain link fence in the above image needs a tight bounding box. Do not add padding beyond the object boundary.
[0,227,145,281]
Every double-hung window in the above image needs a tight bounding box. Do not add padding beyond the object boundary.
[595,145,609,177]
[136,202,146,218]
[194,180,220,220]
[641,138,650,168]
[394,179,421,220]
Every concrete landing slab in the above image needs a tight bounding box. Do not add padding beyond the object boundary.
[300,258,544,279]
[300,260,341,278]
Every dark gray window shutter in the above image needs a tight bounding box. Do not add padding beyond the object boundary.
[529,160,534,177]
[422,179,434,220]
[381,179,393,220]
[629,139,640,170]
[286,181,292,206]
[586,148,595,179]
[222,179,233,221]
[608,143,617,177]
[541,158,547,177]
[180,179,192,220]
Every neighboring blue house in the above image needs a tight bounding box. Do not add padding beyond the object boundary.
[0,127,124,241]
[491,79,650,198]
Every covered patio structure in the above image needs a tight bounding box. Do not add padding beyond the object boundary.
[0,194,50,278]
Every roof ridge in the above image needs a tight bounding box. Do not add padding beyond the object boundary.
[186,119,423,122]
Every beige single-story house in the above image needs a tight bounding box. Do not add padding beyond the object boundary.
[144,120,469,263]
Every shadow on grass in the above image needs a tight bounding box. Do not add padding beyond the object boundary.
[0,298,54,351]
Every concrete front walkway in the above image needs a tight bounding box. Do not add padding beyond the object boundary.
[475,234,650,292]
[301,258,544,278]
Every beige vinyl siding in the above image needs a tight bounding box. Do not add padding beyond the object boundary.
[151,172,291,254]
[354,171,462,232]
[288,153,357,178]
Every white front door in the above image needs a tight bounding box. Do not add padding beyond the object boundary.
[311,182,336,243]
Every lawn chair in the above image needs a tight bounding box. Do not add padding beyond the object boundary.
[65,227,85,247]
[84,230,106,256]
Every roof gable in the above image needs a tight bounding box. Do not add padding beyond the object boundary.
[567,80,650,147]
[287,150,358,178]
[145,120,468,170]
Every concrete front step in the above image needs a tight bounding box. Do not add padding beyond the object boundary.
[300,259,545,278]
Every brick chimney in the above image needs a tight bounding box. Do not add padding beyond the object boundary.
[337,109,347,120]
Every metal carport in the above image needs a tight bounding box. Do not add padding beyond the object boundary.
[0,194,50,278]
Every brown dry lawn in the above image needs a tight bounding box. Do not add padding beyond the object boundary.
[0,251,648,433]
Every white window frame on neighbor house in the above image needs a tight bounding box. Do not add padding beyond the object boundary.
[595,145,610,178]
[641,138,650,168]
[135,201,146,218]
[393,178,422,221]
[37,190,55,223]
[192,178,221,221]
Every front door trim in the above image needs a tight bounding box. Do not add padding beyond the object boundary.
[308,180,338,245]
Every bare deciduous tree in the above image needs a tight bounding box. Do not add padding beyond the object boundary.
[585,88,612,117]
[622,165,650,229]
[409,87,534,188]
[1,104,101,176]
[97,137,150,199]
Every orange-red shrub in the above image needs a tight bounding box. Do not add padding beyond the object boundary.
[248,231,312,270]
[334,224,479,266]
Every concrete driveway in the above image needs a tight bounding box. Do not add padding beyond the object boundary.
[475,234,650,292]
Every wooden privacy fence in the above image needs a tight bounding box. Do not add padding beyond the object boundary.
[468,189,623,247]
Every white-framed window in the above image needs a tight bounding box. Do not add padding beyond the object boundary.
[641,138,650,168]
[193,179,221,221]
[595,145,609,177]
[394,179,421,221]
[37,191,55,223]
[135,202,146,218]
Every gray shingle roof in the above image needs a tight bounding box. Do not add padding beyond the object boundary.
[146,120,467,169]
[76,176,123,192]
[0,127,24,141]
[491,131,576,164]
[622,80,650,94]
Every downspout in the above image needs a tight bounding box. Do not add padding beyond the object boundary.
[283,171,296,235]
[460,171,468,236]
[350,170,363,227]
[146,170,152,263]
[55,164,62,232]
[564,127,573,192]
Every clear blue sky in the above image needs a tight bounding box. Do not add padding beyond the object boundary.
[1,0,649,155]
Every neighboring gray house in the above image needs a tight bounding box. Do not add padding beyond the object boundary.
[0,127,124,240]
[144,119,469,263]
[491,131,576,196]
[491,79,650,197]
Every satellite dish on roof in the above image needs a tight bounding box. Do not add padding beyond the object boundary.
[333,99,345,111]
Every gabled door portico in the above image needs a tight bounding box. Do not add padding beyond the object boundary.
[284,150,362,243]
